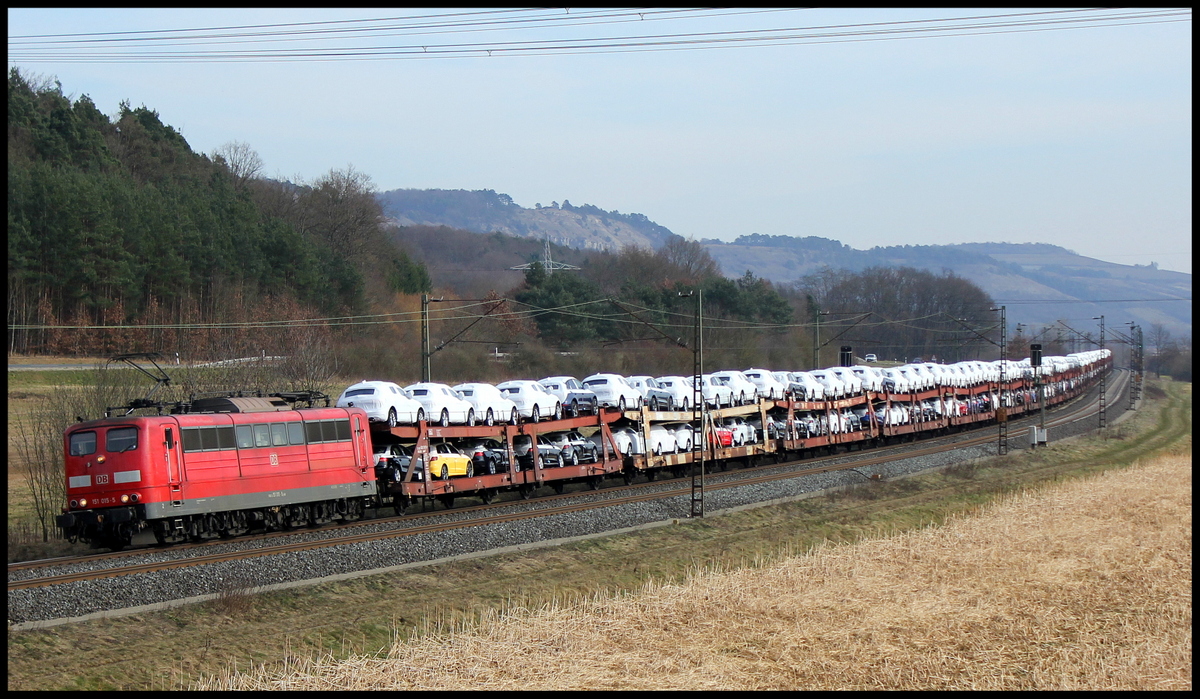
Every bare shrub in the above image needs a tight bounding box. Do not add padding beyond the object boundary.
[206,570,258,618]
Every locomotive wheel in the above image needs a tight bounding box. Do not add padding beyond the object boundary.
[393,496,410,516]
[107,523,134,551]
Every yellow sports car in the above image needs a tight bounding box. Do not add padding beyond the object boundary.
[427,441,473,479]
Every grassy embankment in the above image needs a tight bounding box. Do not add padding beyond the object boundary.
[5,377,1190,690]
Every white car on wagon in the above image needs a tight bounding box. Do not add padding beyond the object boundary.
[495,380,563,422]
[581,373,644,412]
[709,370,760,405]
[403,382,478,426]
[653,376,698,412]
[741,368,789,401]
[451,382,520,426]
[336,380,426,427]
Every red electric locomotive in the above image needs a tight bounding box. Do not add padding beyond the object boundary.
[56,393,378,550]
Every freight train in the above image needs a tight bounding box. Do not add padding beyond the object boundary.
[56,350,1111,550]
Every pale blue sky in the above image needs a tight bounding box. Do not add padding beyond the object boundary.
[8,8,1192,274]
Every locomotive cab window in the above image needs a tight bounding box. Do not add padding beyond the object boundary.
[69,431,97,456]
[106,426,138,453]
[236,425,254,449]
[182,426,238,452]
[305,419,352,443]
[271,423,288,447]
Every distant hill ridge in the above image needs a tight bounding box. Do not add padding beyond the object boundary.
[376,188,675,252]
[376,188,1190,336]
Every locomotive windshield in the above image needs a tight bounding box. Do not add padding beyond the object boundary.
[69,431,97,456]
[105,426,138,452]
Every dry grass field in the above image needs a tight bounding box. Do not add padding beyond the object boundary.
[199,450,1191,691]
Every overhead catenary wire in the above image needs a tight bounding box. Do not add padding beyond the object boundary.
[9,8,1189,63]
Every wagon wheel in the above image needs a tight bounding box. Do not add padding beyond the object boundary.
[551,482,565,494]
[519,484,536,500]
[480,489,496,505]
[588,475,603,490]
[438,494,455,509]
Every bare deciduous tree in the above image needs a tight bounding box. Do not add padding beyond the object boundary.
[211,140,264,192]
[296,165,383,261]
[659,235,721,282]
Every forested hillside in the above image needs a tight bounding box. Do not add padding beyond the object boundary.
[7,68,430,357]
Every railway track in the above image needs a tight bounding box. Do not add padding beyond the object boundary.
[9,369,1126,592]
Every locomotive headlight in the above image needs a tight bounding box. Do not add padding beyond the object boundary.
[79,498,88,508]
[120,494,130,503]
[96,455,106,463]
